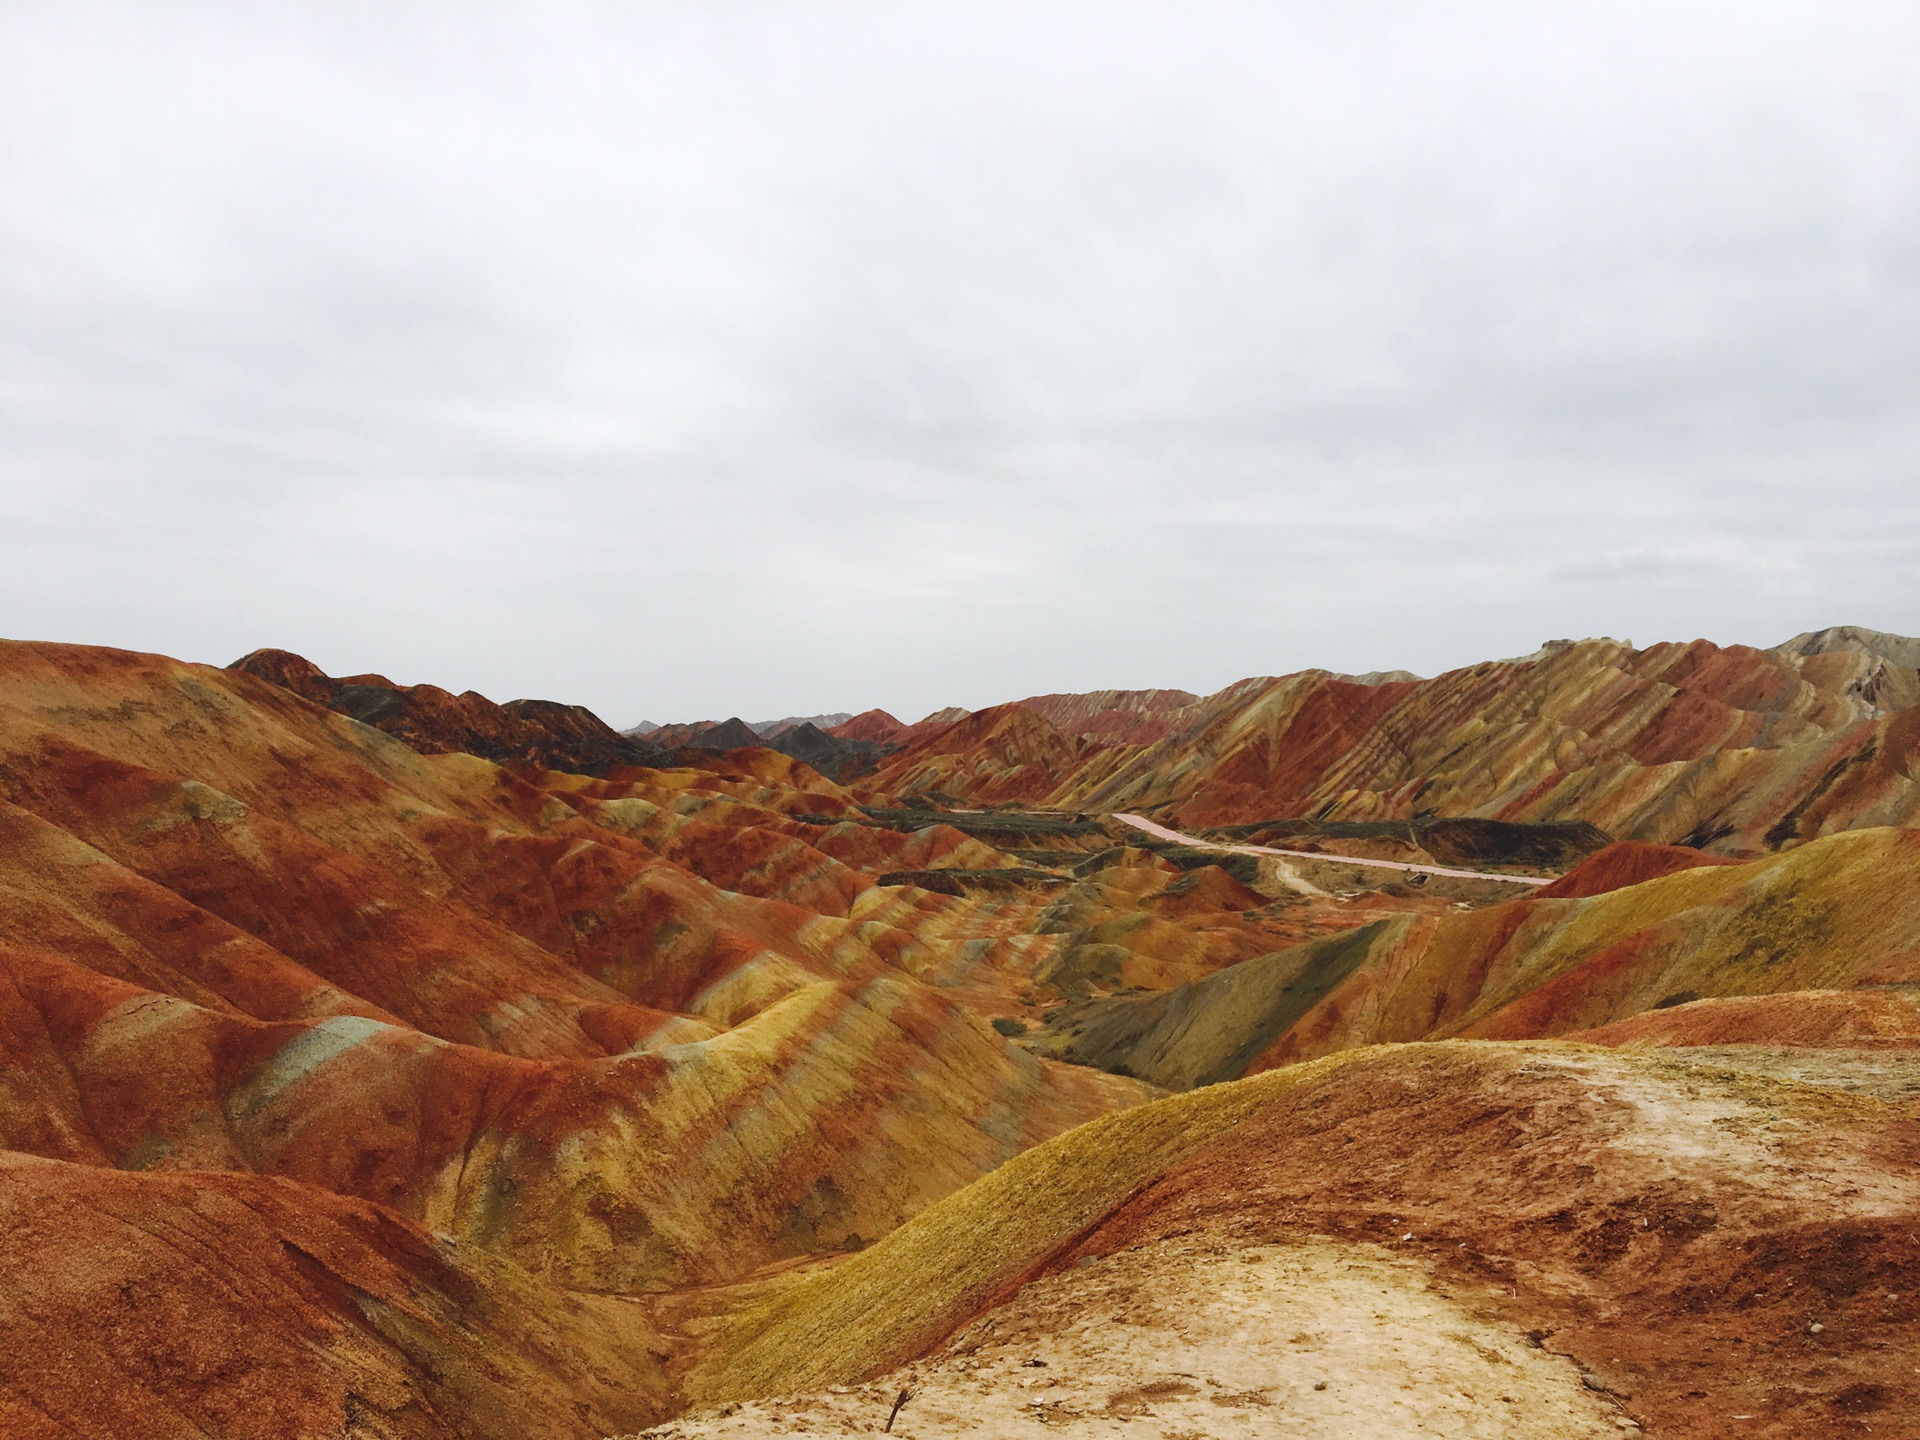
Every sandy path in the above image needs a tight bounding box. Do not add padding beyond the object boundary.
[633,1235,1628,1438]
[1112,813,1552,887]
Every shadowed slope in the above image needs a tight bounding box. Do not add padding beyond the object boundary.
[230,646,667,775]
[633,716,887,781]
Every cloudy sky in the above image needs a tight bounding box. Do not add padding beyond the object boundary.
[3,3,1916,725]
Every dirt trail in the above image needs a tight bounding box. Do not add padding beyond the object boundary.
[632,1235,1627,1438]
[1113,812,1553,886]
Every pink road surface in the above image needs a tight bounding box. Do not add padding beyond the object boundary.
[1112,813,1552,887]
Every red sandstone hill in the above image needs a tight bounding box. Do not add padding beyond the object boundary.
[861,633,1920,852]
[0,639,1216,1436]
[829,707,911,745]
[230,646,664,775]
[1011,687,1202,745]
[865,702,1098,806]
[0,1150,670,1438]
[662,1040,1920,1440]
[829,705,975,750]
[1530,838,1745,899]
[1027,822,1920,1090]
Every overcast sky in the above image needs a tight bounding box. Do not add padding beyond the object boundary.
[3,3,1917,726]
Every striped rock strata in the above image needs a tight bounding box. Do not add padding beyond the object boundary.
[1028,826,1920,1088]
[862,634,1920,851]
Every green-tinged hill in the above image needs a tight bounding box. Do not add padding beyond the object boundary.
[1028,827,1920,1088]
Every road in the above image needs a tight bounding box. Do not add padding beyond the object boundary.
[1111,813,1553,887]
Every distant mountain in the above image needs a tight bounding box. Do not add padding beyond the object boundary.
[1014,688,1201,745]
[229,648,664,774]
[1771,625,1920,713]
[640,714,890,780]
[635,712,854,742]
[751,712,853,738]
[1773,622,1920,669]
[829,708,910,745]
[827,706,977,750]
[762,721,892,782]
[653,716,763,752]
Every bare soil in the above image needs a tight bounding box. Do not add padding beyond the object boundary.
[634,1235,1627,1438]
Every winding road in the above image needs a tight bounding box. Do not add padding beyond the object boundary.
[1111,812,1553,887]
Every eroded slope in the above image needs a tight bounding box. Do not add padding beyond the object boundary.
[1030,826,1920,1087]
[864,635,1920,850]
[0,641,1228,1437]
[665,1042,1919,1438]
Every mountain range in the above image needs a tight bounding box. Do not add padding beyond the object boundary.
[1,626,1916,1439]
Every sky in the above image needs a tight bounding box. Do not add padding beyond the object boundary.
[3,3,1917,727]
